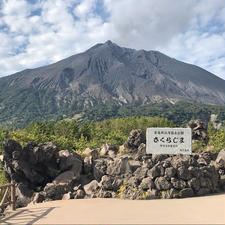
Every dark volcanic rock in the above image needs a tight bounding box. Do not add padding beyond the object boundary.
[2,139,82,207]
[177,166,192,181]
[93,159,108,181]
[44,183,68,200]
[106,156,131,176]
[3,141,58,187]
[83,156,93,174]
[74,189,85,199]
[147,165,161,179]
[3,139,22,156]
[140,177,155,190]
[161,188,179,199]
[146,189,159,199]
[125,129,146,150]
[216,149,225,168]
[100,143,118,157]
[99,175,114,190]
[188,120,209,146]
[1,131,225,208]
[188,178,200,192]
[58,150,82,173]
[135,143,147,160]
[171,178,186,189]
[15,183,34,208]
[84,148,99,159]
[83,180,99,196]
[133,166,148,180]
[129,160,142,172]
[154,177,172,190]
[165,167,176,179]
[31,192,46,204]
[179,188,194,198]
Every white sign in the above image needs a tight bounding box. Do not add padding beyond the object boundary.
[146,128,192,155]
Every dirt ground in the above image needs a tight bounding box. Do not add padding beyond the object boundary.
[1,193,224,224]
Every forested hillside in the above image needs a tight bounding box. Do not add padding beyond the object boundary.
[0,117,173,153]
[1,100,224,128]
[81,101,225,126]
[0,116,224,155]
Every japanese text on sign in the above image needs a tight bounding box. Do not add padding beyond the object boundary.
[146,128,192,155]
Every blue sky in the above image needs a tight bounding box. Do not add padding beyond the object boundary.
[0,0,225,80]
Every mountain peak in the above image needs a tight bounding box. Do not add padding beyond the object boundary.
[102,40,119,49]
[86,40,121,56]
[105,40,113,45]
[0,41,225,127]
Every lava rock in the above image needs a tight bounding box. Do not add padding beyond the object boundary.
[188,120,209,146]
[74,189,85,199]
[84,148,99,159]
[140,177,155,190]
[83,156,93,174]
[133,166,148,180]
[177,166,192,181]
[129,160,142,172]
[15,183,34,207]
[62,192,73,200]
[83,180,99,196]
[216,149,225,168]
[100,175,114,190]
[58,150,82,178]
[146,189,159,199]
[147,165,161,179]
[188,178,200,192]
[154,177,172,190]
[125,129,146,150]
[165,167,176,179]
[171,178,186,190]
[93,159,107,181]
[106,156,131,176]
[100,143,118,157]
[179,188,194,198]
[44,183,68,200]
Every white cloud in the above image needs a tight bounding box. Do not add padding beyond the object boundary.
[0,0,224,80]
[1,0,31,16]
[159,30,225,79]
[103,0,225,79]
[106,0,196,49]
[73,0,96,19]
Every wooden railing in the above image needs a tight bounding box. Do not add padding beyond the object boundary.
[0,181,15,211]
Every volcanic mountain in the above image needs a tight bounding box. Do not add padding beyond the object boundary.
[0,40,224,126]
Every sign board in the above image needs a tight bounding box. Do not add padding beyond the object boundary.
[146,128,192,155]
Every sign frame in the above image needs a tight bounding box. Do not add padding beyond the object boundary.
[146,127,192,155]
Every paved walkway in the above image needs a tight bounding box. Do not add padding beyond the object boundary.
[1,193,224,224]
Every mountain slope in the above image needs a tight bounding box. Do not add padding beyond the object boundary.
[0,40,225,126]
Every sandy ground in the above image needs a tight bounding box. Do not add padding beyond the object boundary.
[0,193,224,224]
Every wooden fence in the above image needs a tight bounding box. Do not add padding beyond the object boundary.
[0,181,15,211]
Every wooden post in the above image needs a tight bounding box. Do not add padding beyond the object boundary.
[0,187,9,206]
[10,181,15,211]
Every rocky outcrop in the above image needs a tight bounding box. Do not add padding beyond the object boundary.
[125,129,146,151]
[188,120,209,146]
[100,143,118,158]
[216,149,225,168]
[2,140,82,207]
[84,148,99,159]
[1,128,225,210]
